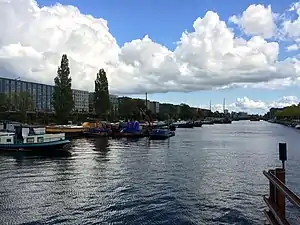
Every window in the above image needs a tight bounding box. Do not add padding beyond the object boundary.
[37,137,44,143]
[6,138,11,142]
[27,137,34,143]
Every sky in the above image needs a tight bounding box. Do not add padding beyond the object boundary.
[0,0,300,114]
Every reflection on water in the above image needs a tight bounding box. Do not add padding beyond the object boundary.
[0,121,299,225]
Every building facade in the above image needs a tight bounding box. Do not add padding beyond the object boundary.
[0,77,54,111]
[72,89,89,112]
[148,101,159,114]
[109,95,119,113]
[0,77,89,112]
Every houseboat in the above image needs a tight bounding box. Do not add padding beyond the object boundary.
[0,125,70,151]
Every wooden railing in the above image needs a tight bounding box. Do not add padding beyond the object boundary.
[263,143,300,225]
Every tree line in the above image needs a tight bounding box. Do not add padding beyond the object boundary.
[274,104,300,119]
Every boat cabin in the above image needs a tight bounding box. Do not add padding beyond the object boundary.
[0,120,22,132]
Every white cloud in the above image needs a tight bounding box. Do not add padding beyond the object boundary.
[286,44,299,51]
[282,2,300,39]
[229,4,277,38]
[0,0,299,94]
[206,96,299,113]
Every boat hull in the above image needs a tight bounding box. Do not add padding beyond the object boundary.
[0,140,71,152]
[176,123,194,128]
[149,131,175,140]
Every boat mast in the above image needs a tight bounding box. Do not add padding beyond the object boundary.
[145,92,148,110]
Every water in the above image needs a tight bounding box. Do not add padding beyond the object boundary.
[0,121,299,225]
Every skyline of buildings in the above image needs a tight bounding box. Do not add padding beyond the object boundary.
[0,76,250,116]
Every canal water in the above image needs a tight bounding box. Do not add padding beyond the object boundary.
[0,121,299,225]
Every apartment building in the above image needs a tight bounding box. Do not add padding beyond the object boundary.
[72,89,89,112]
[0,77,89,112]
[0,77,54,111]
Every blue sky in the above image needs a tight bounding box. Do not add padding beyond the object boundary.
[36,0,299,110]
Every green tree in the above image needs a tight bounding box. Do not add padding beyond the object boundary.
[179,104,193,120]
[10,92,34,122]
[94,68,110,118]
[52,54,74,123]
[275,105,300,119]
[0,93,10,112]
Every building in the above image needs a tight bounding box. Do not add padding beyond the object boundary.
[109,95,119,113]
[146,101,160,114]
[89,92,95,112]
[72,89,89,112]
[0,76,89,112]
[0,77,54,111]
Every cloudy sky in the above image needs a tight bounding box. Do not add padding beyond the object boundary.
[0,0,300,113]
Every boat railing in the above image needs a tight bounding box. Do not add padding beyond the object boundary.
[263,143,300,225]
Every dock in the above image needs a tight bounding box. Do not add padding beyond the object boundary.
[263,143,300,224]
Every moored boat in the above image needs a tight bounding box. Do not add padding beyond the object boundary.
[174,121,194,128]
[193,121,202,127]
[0,125,70,152]
[201,119,214,125]
[46,125,86,138]
[250,118,260,121]
[149,127,175,140]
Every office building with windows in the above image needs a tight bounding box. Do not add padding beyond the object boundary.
[72,89,89,112]
[0,77,89,112]
[109,95,119,113]
[0,77,54,111]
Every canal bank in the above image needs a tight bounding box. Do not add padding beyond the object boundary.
[0,121,299,225]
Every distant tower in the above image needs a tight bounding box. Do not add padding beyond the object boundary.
[209,100,212,111]
[223,98,226,113]
[145,92,148,110]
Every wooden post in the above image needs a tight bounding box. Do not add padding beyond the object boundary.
[269,169,275,203]
[275,168,286,216]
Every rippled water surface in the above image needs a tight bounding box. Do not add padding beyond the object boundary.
[1,121,300,225]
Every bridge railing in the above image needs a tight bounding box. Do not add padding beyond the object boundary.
[263,143,300,225]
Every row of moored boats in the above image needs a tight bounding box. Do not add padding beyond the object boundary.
[0,118,232,152]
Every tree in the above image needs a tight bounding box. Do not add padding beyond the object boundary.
[52,54,74,123]
[275,105,300,119]
[9,92,34,122]
[0,93,10,112]
[94,68,110,118]
[179,104,193,120]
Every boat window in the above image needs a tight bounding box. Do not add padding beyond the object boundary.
[37,137,44,143]
[27,137,34,143]
[7,138,11,142]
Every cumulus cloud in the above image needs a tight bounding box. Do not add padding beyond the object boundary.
[282,2,300,39]
[0,0,300,94]
[229,4,277,38]
[286,44,299,51]
[207,96,299,113]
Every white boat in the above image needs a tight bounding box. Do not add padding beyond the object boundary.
[0,125,70,152]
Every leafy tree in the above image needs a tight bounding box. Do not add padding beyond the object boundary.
[94,68,110,118]
[179,104,194,120]
[275,105,300,119]
[10,92,34,122]
[0,93,10,112]
[118,97,134,118]
[52,54,74,123]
